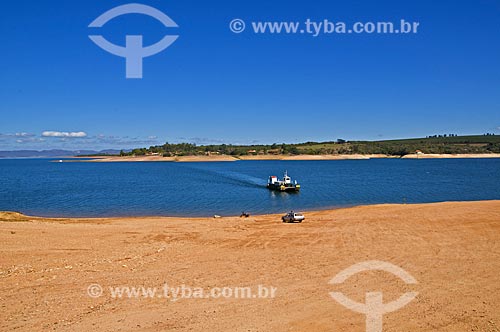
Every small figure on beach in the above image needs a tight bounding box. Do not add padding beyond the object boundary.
[240,211,250,218]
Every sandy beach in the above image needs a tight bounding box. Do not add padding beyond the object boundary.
[402,153,500,159]
[1,201,499,332]
[73,155,238,162]
[71,154,388,162]
[71,153,500,162]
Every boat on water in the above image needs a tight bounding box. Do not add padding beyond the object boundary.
[267,171,300,192]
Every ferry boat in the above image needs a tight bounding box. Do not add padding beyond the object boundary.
[267,171,300,192]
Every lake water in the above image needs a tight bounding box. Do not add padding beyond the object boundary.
[0,158,499,217]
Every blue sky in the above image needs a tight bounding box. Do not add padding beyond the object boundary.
[1,0,499,150]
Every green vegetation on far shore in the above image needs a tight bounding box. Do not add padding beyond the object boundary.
[108,134,500,157]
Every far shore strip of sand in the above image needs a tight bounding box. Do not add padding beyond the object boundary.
[65,153,500,162]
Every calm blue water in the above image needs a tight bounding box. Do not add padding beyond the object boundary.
[0,158,499,217]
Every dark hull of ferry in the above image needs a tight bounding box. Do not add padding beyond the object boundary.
[267,183,301,192]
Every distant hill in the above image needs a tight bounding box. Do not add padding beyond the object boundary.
[120,134,500,157]
[292,135,500,155]
[0,149,122,158]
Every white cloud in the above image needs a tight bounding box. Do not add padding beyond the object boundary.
[181,137,225,145]
[2,131,161,149]
[1,132,36,137]
[15,137,45,144]
[42,131,87,138]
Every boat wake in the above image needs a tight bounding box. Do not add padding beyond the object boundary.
[218,171,265,189]
[183,165,265,189]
